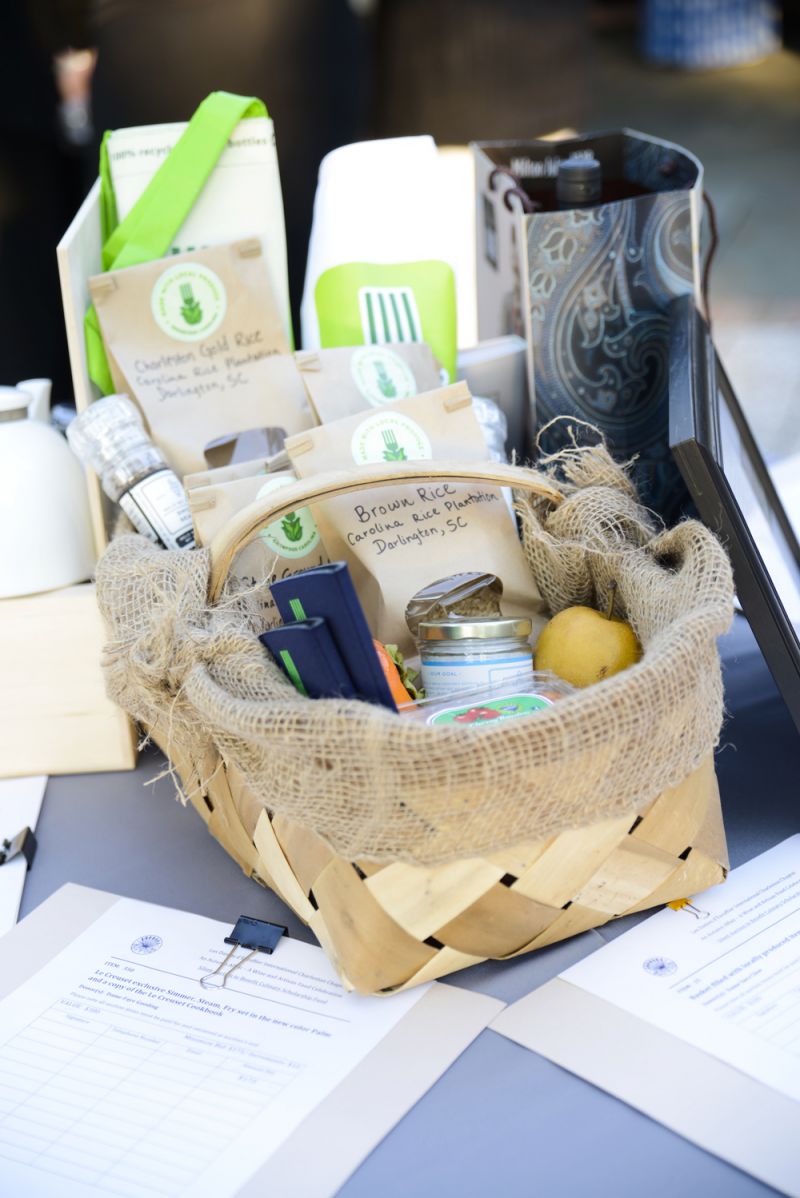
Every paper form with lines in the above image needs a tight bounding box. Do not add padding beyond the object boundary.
[0,897,427,1198]
[488,839,800,1194]
[555,834,800,1102]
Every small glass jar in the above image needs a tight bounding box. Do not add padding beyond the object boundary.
[417,616,534,699]
[67,395,195,550]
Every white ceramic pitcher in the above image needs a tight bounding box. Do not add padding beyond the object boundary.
[0,386,95,598]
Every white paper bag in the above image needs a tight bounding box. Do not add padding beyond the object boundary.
[301,136,460,382]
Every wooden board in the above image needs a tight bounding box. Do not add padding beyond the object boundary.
[56,180,109,558]
[55,183,139,762]
[0,583,137,776]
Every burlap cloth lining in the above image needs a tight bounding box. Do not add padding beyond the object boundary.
[96,443,734,865]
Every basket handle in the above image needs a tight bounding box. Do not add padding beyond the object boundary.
[208,459,562,602]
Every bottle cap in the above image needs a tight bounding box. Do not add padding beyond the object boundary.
[67,394,164,501]
[556,155,602,208]
[66,394,142,468]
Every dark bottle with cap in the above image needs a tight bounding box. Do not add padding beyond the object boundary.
[554,153,650,210]
[556,155,603,209]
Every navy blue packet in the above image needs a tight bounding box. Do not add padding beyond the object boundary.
[270,562,396,709]
[260,617,358,700]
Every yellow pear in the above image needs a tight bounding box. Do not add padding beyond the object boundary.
[534,585,641,688]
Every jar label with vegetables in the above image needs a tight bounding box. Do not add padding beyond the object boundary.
[428,692,553,727]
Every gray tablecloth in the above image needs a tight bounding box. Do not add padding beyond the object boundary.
[19,614,800,1197]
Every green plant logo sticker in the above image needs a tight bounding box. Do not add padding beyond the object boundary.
[151,264,227,342]
[350,346,418,408]
[428,692,553,727]
[256,476,320,559]
[350,412,432,465]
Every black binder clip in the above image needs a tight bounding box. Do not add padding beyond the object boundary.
[200,916,287,989]
[0,827,37,870]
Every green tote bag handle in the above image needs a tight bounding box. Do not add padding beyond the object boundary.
[86,91,268,394]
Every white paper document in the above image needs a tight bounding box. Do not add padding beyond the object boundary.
[0,775,46,937]
[565,834,800,1099]
[491,836,800,1195]
[0,894,482,1198]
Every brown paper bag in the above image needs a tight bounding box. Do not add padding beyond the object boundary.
[184,456,277,492]
[294,343,443,424]
[285,383,543,653]
[188,470,327,622]
[89,239,315,479]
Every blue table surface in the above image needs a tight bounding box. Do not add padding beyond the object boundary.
[18,614,800,1197]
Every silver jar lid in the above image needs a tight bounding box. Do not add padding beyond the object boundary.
[405,572,503,637]
[418,616,532,641]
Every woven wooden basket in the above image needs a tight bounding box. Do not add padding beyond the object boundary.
[155,735,725,995]
[140,461,728,995]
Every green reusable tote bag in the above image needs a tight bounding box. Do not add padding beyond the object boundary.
[86,91,289,394]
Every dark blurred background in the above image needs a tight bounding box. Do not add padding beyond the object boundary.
[1,0,797,456]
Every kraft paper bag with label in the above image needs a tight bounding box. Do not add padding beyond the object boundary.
[295,342,443,424]
[89,239,314,479]
[184,456,274,492]
[188,470,327,622]
[285,382,543,654]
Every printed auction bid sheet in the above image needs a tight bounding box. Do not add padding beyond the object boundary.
[563,835,800,1102]
[0,899,426,1198]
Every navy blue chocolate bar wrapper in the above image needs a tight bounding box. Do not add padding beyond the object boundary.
[478,131,704,526]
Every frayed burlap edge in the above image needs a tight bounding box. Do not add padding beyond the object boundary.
[96,441,733,865]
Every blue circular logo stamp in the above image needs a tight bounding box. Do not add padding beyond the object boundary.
[131,934,163,955]
[643,956,677,977]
